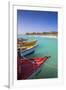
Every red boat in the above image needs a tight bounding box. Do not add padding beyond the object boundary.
[17,56,50,80]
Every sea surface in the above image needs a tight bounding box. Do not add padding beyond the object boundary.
[18,35,58,79]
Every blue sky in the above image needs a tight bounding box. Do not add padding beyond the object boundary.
[17,10,58,34]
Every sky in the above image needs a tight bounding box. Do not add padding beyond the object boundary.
[17,10,58,34]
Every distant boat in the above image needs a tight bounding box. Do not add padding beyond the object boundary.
[17,56,51,80]
[18,44,38,57]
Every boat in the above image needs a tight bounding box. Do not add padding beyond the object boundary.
[17,38,28,42]
[17,40,37,47]
[17,44,38,57]
[17,56,51,80]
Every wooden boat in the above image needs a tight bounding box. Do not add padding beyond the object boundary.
[17,56,51,80]
[17,40,37,47]
[17,44,37,50]
[17,38,28,42]
[18,44,38,57]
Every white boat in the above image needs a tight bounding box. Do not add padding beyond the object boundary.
[18,44,38,57]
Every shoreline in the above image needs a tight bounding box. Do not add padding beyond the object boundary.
[18,35,57,39]
[39,35,57,38]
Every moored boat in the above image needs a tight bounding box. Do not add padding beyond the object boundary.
[17,38,28,42]
[18,44,38,57]
[17,56,51,80]
[17,40,37,47]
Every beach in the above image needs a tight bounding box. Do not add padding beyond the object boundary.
[28,35,57,38]
[18,34,57,38]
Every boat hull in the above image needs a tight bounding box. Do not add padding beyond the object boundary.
[20,45,38,56]
[17,40,37,47]
[17,56,50,80]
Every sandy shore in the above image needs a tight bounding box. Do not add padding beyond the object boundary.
[28,35,57,38]
[40,35,57,38]
[18,34,57,38]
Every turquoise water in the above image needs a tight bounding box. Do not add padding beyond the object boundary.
[18,35,58,78]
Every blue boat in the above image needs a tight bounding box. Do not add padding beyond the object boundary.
[18,44,38,57]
